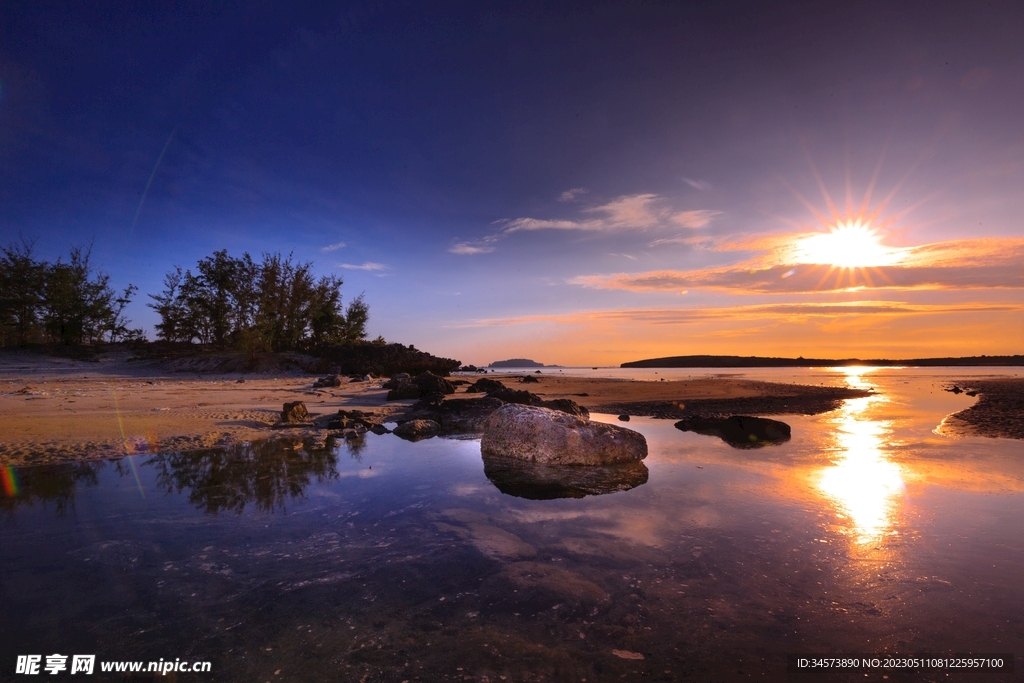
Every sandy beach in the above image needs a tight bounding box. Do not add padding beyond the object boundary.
[2,351,1020,466]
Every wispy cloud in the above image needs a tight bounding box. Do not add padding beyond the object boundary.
[682,178,712,191]
[558,187,587,202]
[449,243,495,255]
[570,237,1024,294]
[339,262,388,271]
[320,241,346,252]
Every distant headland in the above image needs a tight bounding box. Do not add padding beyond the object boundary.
[621,354,1024,368]
[488,358,562,368]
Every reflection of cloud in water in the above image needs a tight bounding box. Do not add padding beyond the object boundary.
[817,369,905,543]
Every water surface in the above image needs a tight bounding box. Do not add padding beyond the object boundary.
[2,368,1022,681]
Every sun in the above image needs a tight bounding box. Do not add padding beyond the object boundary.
[793,218,905,268]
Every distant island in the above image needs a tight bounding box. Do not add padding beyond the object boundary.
[622,354,1024,368]
[488,358,562,368]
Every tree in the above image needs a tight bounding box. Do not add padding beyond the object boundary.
[43,246,139,345]
[0,238,47,346]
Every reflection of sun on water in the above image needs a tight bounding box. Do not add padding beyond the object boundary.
[817,368,905,543]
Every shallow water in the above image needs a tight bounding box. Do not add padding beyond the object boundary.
[2,367,1022,681]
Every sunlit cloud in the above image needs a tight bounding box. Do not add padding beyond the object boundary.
[571,237,1024,294]
[682,177,712,191]
[339,262,388,271]
[454,193,722,255]
[503,194,720,233]
[453,301,1024,328]
[320,241,346,252]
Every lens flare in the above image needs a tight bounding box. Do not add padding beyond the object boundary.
[2,466,19,497]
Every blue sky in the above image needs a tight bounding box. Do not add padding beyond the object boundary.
[3,2,1023,364]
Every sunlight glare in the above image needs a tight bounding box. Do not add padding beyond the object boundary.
[793,219,905,268]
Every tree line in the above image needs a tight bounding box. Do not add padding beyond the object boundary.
[148,249,368,351]
[1,241,370,352]
[0,239,139,347]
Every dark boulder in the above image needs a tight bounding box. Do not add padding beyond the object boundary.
[465,377,507,394]
[539,398,589,419]
[521,375,540,383]
[618,414,630,422]
[313,374,343,388]
[393,419,440,441]
[487,386,544,406]
[406,396,505,434]
[674,415,791,448]
[386,381,422,400]
[412,371,455,395]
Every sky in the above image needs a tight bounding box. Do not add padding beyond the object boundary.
[2,1,1023,365]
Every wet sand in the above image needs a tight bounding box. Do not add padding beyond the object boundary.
[941,378,1024,440]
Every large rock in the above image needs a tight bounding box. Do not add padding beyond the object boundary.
[674,415,791,448]
[481,405,647,465]
[393,419,440,441]
[412,371,455,395]
[281,401,310,423]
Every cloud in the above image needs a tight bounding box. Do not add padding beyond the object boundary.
[449,242,495,255]
[320,241,346,252]
[339,262,388,271]
[558,187,587,202]
[682,178,712,191]
[571,237,1024,294]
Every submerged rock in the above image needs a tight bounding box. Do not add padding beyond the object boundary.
[482,454,648,499]
[393,419,440,441]
[481,404,647,465]
[674,415,791,448]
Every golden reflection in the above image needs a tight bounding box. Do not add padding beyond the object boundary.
[816,368,905,543]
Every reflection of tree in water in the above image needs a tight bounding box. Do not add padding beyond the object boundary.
[145,439,339,514]
[342,434,367,460]
[0,461,104,519]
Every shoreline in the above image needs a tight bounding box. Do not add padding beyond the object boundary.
[2,354,1022,467]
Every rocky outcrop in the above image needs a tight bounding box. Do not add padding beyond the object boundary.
[393,419,440,441]
[674,415,791,448]
[481,405,647,465]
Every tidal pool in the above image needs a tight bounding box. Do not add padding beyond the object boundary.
[2,368,1022,681]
